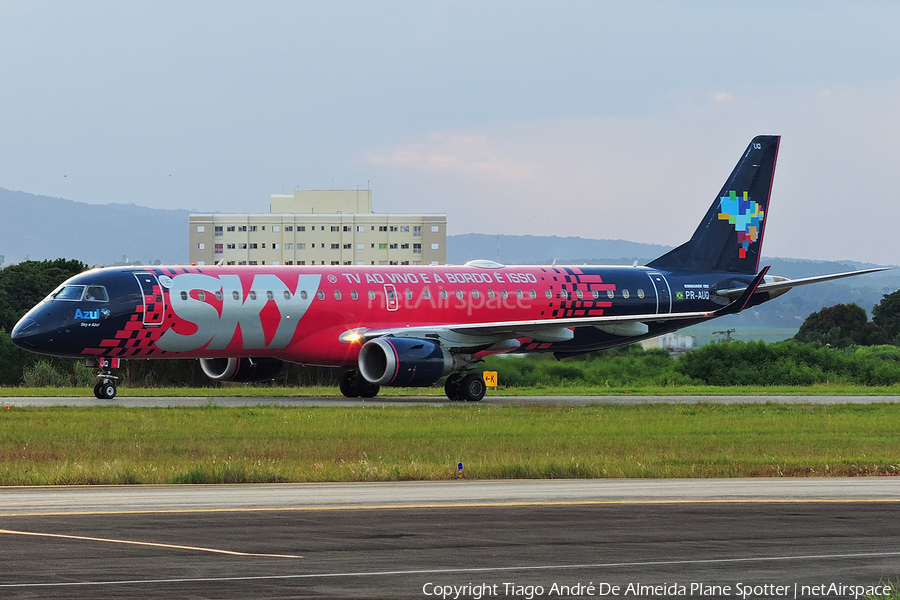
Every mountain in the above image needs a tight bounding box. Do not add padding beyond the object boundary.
[0,188,188,266]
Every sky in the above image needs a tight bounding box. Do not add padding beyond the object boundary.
[1,1,898,264]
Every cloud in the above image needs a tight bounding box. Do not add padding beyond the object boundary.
[365,131,537,181]
[714,92,735,102]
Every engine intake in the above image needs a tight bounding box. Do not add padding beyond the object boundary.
[358,337,453,387]
[199,357,284,383]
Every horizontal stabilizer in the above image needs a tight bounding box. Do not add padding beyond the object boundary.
[716,267,891,298]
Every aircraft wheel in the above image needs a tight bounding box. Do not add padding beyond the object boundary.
[460,374,486,402]
[444,373,465,401]
[339,370,362,398]
[359,380,380,398]
[93,382,104,399]
[96,381,117,400]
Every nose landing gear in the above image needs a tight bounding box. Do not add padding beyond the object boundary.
[90,358,120,400]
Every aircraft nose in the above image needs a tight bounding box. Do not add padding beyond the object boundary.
[10,317,39,349]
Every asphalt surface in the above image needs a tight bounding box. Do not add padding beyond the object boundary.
[4,394,900,407]
[2,479,899,599]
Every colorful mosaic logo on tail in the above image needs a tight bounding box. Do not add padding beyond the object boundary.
[718,191,764,259]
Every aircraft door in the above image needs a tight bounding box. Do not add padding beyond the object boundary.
[384,284,399,312]
[133,272,166,326]
[647,272,672,314]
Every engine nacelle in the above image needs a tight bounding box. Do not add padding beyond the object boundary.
[358,337,453,387]
[199,357,284,383]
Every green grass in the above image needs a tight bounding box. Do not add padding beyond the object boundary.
[4,383,900,397]
[2,403,900,485]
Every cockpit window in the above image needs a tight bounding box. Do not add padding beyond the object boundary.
[51,285,86,301]
[84,286,109,302]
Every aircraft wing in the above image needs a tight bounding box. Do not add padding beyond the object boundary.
[359,268,770,346]
[716,267,890,298]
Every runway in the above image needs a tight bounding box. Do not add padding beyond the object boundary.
[4,394,900,407]
[1,479,899,599]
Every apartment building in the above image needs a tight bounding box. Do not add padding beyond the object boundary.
[189,190,446,266]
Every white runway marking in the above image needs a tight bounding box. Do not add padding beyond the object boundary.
[0,529,302,559]
[2,550,899,588]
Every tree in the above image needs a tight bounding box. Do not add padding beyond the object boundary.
[872,290,900,345]
[0,259,88,332]
[793,303,885,348]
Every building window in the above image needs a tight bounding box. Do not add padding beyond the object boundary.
[331,261,339,265]
[401,243,409,249]
[249,261,258,265]
[413,243,422,254]
[379,226,388,232]
[285,261,293,265]
[390,226,398,232]
[239,243,247,249]
[197,243,205,250]
[431,226,439,232]
[286,243,293,250]
[343,226,351,232]
[331,226,340,232]
[401,226,409,232]
[331,243,339,250]
[261,243,266,249]
[249,243,258,249]
[273,226,280,233]
[238,226,247,232]
[298,261,305,265]
[298,226,306,232]
[357,243,364,250]
[343,243,351,249]
[227,243,236,250]
[226,226,235,232]
[273,243,279,250]
[431,243,439,250]
[379,243,388,250]
[249,226,257,232]
[357,226,365,232]
[389,243,398,249]
[298,243,306,250]
[413,261,422,265]
[214,244,223,254]
[214,226,223,236]
[379,260,388,265]
[196,226,205,233]
[285,226,293,232]
[413,226,422,237]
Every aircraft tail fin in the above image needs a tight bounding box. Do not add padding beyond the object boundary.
[647,135,780,274]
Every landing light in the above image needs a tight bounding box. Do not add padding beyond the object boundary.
[339,328,367,343]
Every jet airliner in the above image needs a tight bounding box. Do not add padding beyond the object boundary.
[11,136,885,400]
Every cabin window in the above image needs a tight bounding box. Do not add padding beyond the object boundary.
[180,291,188,300]
[405,289,413,300]
[560,289,568,299]
[300,291,308,300]
[266,291,274,300]
[334,290,342,300]
[197,291,207,302]
[423,289,432,300]
[215,291,224,301]
[529,290,537,299]
[622,289,630,299]
[545,289,552,299]
[607,289,615,299]
[248,291,257,300]
[591,289,599,300]
[284,291,291,300]
[456,290,464,300]
[487,290,495,299]
[472,290,480,300]
[84,286,109,302]
[317,291,325,300]
[351,290,358,300]
[516,289,524,299]
[233,291,240,301]
[440,290,448,300]
[575,289,583,300]
[501,290,508,299]
[637,289,645,299]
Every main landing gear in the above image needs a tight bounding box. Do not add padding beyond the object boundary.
[444,373,486,402]
[340,370,380,399]
[91,358,120,400]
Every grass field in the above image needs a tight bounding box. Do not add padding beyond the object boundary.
[4,383,900,397]
[2,403,899,485]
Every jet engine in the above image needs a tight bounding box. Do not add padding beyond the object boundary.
[199,357,284,383]
[358,337,453,387]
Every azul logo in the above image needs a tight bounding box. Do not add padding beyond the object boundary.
[718,190,764,259]
[75,309,100,320]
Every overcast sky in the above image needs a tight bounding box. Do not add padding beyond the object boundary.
[1,1,898,264]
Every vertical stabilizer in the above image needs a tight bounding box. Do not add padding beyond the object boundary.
[647,135,780,274]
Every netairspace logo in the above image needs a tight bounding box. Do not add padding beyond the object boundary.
[421,581,895,599]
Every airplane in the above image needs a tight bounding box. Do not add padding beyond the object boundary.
[10,135,886,401]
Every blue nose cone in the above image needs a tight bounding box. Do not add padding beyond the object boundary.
[10,316,39,349]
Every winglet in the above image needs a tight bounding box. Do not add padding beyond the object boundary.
[714,266,770,316]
